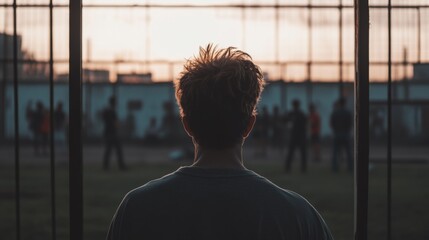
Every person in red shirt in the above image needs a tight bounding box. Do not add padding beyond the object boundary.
[309,103,321,162]
[40,108,51,156]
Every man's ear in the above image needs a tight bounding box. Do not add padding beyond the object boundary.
[181,117,193,137]
[243,115,256,138]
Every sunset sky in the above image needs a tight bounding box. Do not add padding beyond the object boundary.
[1,0,428,81]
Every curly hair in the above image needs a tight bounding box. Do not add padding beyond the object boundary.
[175,44,264,149]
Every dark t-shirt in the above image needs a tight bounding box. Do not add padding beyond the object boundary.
[31,109,45,133]
[54,110,66,130]
[288,110,307,139]
[107,167,333,240]
[103,107,117,136]
[309,112,321,136]
[330,108,352,135]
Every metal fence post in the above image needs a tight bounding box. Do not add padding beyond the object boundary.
[339,0,344,97]
[12,0,21,239]
[49,0,57,239]
[354,0,369,239]
[307,0,313,104]
[387,1,392,239]
[0,10,7,140]
[69,0,83,239]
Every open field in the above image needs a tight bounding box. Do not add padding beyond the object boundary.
[0,145,428,240]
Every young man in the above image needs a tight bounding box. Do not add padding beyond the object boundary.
[309,103,321,162]
[102,96,126,170]
[330,98,353,173]
[107,45,333,240]
[285,99,308,173]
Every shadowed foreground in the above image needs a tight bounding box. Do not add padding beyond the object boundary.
[0,146,428,240]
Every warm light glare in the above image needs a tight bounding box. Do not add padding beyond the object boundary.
[1,0,427,81]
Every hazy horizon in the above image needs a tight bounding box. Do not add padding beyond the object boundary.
[1,0,428,82]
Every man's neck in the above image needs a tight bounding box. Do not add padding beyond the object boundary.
[192,143,245,170]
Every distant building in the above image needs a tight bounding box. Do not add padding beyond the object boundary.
[4,81,429,141]
[56,68,110,82]
[22,60,49,81]
[83,69,110,82]
[413,63,429,82]
[55,73,68,82]
[1,32,50,81]
[117,72,152,83]
[0,33,24,79]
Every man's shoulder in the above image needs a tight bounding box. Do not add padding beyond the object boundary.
[113,169,333,240]
[125,172,178,199]
[124,168,311,210]
[254,176,314,208]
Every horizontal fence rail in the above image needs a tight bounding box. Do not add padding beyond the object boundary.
[1,4,429,8]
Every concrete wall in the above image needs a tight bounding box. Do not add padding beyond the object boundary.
[4,81,429,139]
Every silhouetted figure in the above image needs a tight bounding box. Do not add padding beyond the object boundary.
[285,99,307,173]
[309,103,321,162]
[144,117,159,144]
[40,108,51,155]
[330,98,353,173]
[29,101,45,156]
[25,101,35,137]
[54,102,67,153]
[271,105,284,151]
[26,101,36,144]
[107,45,333,240]
[102,97,125,170]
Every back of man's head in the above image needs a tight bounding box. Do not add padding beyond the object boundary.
[175,44,264,149]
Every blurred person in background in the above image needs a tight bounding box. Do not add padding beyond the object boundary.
[144,117,160,145]
[28,101,45,156]
[40,106,51,156]
[54,101,67,154]
[284,99,308,173]
[102,96,126,170]
[26,101,37,152]
[330,98,353,173]
[25,101,34,132]
[271,105,284,153]
[107,45,333,240]
[308,103,321,162]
